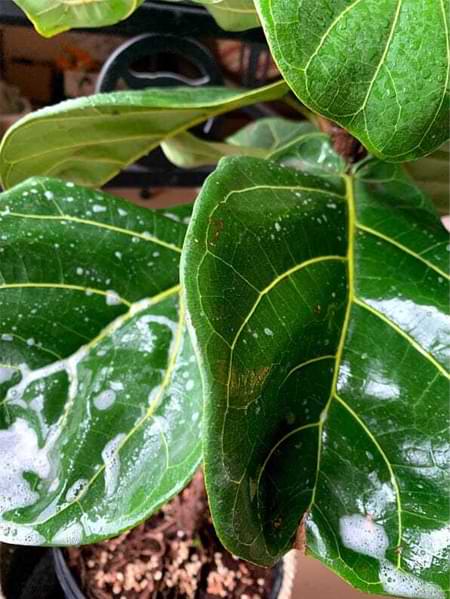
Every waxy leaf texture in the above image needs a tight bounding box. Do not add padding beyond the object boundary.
[182,144,450,597]
[256,0,450,161]
[0,178,202,545]
[0,82,287,190]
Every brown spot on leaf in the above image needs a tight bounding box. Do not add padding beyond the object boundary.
[209,218,224,246]
[294,512,308,554]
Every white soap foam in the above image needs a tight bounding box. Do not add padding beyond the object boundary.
[339,514,389,560]
[380,560,445,599]
[94,389,117,411]
[102,433,125,498]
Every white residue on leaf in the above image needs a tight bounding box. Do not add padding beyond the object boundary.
[0,521,44,545]
[0,366,15,384]
[148,385,162,407]
[407,526,450,570]
[110,381,124,391]
[264,328,273,336]
[102,433,125,498]
[52,521,84,545]
[135,313,178,354]
[364,374,400,401]
[358,471,396,519]
[340,513,445,599]
[105,290,121,306]
[1,344,87,504]
[0,418,51,516]
[65,478,89,503]
[94,389,117,411]
[163,211,181,222]
[92,204,106,213]
[380,560,444,599]
[339,514,388,560]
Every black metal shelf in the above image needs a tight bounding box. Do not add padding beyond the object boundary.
[0,0,265,42]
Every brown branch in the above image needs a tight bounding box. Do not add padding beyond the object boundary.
[317,116,366,164]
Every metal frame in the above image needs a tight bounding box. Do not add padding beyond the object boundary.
[0,0,271,190]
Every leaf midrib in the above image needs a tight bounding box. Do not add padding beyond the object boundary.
[1,81,288,188]
[305,173,404,570]
[24,284,181,528]
[1,210,182,253]
[0,283,132,306]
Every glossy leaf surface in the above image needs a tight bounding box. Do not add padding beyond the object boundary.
[182,150,450,597]
[0,178,202,546]
[12,0,144,37]
[255,0,450,161]
[0,82,287,190]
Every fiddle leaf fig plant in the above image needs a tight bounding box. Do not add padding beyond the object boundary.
[11,0,450,163]
[0,82,287,189]
[182,149,450,597]
[10,0,146,36]
[11,0,259,37]
[1,2,449,598]
[255,0,450,161]
[0,178,202,545]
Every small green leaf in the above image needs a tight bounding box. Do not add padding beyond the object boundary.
[405,143,450,215]
[163,118,346,172]
[201,0,259,31]
[0,177,202,546]
[182,152,449,597]
[161,132,266,168]
[255,0,450,161]
[12,0,144,37]
[227,117,316,151]
[0,82,288,190]
[230,118,347,175]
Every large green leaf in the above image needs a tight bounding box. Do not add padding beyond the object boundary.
[12,0,144,37]
[182,145,450,597]
[0,177,202,546]
[255,0,450,162]
[0,82,287,190]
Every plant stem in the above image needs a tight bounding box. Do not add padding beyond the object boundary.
[283,95,319,126]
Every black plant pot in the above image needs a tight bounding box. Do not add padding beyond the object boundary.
[53,550,84,599]
[0,545,62,599]
[53,547,289,599]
